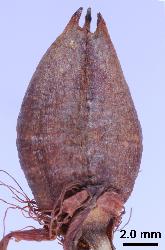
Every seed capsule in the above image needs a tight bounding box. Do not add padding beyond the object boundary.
[1,7,143,250]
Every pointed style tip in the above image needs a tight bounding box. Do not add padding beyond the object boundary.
[65,7,83,30]
[97,12,104,26]
[75,7,83,16]
[86,7,92,23]
[96,12,109,37]
[73,7,83,21]
[71,7,83,25]
[84,7,92,31]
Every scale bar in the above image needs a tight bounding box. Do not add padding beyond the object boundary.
[123,243,158,247]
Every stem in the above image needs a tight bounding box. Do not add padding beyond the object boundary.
[78,231,113,250]
[96,236,112,250]
[89,234,112,250]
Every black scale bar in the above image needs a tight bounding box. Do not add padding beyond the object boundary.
[123,243,158,246]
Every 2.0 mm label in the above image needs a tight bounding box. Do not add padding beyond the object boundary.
[120,230,162,239]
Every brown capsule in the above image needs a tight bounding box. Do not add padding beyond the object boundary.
[0,7,142,250]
